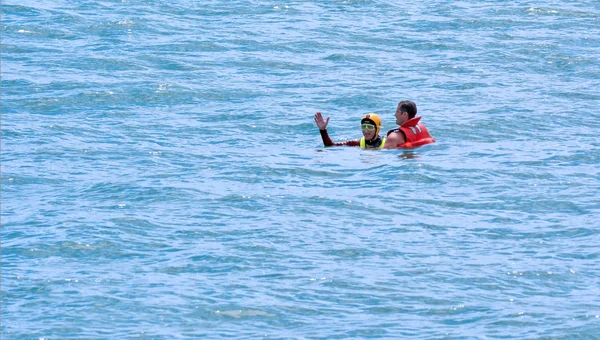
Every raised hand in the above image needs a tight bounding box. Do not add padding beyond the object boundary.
[314,112,330,130]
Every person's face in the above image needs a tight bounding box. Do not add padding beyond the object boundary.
[361,123,377,140]
[395,107,408,126]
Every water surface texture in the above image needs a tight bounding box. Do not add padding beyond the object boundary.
[2,0,600,338]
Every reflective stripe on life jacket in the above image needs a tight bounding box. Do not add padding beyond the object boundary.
[386,116,435,148]
[360,137,386,149]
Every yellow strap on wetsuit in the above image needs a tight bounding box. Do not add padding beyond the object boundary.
[360,137,386,149]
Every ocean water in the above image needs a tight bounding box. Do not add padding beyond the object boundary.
[2,0,600,338]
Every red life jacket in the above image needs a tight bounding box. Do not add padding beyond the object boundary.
[386,116,435,148]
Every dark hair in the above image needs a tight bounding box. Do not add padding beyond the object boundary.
[398,101,417,119]
[361,118,375,125]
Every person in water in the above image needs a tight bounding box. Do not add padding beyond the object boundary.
[384,100,435,149]
[314,112,386,149]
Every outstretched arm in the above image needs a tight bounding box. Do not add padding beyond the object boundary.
[315,112,334,146]
[314,112,360,147]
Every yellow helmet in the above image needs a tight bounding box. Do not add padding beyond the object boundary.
[361,113,382,135]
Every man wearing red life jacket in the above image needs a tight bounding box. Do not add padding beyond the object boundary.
[384,100,435,149]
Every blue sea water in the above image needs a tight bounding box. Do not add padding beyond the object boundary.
[2,0,600,338]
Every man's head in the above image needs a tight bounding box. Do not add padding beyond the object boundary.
[395,101,417,126]
[361,113,382,141]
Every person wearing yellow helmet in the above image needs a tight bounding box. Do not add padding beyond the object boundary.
[314,112,386,149]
